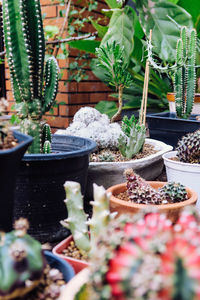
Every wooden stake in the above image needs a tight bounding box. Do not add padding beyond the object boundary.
[139,29,152,126]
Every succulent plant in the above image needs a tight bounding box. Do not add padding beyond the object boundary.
[159,182,188,203]
[176,130,200,164]
[2,0,59,154]
[61,181,115,257]
[62,107,123,150]
[118,115,146,159]
[0,218,45,299]
[81,207,200,300]
[96,42,133,122]
[147,26,198,119]
[124,169,188,205]
[98,150,115,162]
[124,168,162,204]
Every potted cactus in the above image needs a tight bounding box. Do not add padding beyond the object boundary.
[146,26,200,147]
[57,107,172,201]
[2,0,96,242]
[53,181,116,274]
[0,98,32,232]
[163,129,200,209]
[65,207,200,300]
[107,168,197,222]
[0,218,74,300]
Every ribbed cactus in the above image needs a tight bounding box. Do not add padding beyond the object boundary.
[0,218,45,299]
[2,0,59,153]
[147,26,198,119]
[61,181,115,257]
[174,27,196,119]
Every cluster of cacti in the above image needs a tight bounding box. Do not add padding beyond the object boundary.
[60,107,123,150]
[2,0,59,154]
[124,168,188,204]
[61,181,115,257]
[147,26,198,119]
[118,115,146,159]
[0,218,45,299]
[176,130,200,164]
[81,207,200,300]
[98,150,115,162]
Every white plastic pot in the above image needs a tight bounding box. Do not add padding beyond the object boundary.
[163,151,200,208]
[85,138,173,200]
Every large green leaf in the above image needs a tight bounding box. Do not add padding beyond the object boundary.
[101,6,135,63]
[135,0,193,62]
[90,19,108,38]
[105,0,122,9]
[177,0,200,24]
[68,40,100,54]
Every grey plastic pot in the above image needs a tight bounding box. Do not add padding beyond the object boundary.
[85,138,173,201]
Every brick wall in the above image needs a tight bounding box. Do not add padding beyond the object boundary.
[5,0,114,132]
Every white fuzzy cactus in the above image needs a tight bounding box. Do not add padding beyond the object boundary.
[63,107,123,150]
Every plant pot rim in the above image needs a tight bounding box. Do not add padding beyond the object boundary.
[167,92,200,102]
[52,235,89,265]
[0,130,33,155]
[22,134,96,161]
[163,151,200,169]
[107,181,197,210]
[89,138,172,167]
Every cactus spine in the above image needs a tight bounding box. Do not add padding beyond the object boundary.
[2,0,59,153]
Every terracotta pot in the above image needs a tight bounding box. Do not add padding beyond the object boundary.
[107,182,197,223]
[52,235,89,274]
[167,92,200,115]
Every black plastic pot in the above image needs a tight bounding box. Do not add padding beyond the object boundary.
[14,134,96,243]
[0,130,33,232]
[146,112,200,148]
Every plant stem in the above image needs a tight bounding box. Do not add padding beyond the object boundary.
[111,84,123,122]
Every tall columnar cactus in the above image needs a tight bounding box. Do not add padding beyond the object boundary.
[174,27,196,119]
[2,0,59,153]
[147,26,198,119]
[0,218,45,299]
[61,181,115,257]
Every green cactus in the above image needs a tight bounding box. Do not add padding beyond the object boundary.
[61,181,115,257]
[147,26,198,119]
[174,27,196,119]
[118,115,146,159]
[0,218,45,299]
[2,0,59,153]
[61,182,90,256]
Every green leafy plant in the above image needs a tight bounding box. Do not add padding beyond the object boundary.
[118,115,146,159]
[96,42,133,122]
[2,0,59,154]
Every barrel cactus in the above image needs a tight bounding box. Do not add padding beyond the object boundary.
[80,208,200,300]
[176,130,200,163]
[0,218,45,299]
[2,0,59,154]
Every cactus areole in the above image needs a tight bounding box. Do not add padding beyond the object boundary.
[2,0,59,154]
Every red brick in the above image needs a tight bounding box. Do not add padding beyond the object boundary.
[78,82,111,92]
[42,6,57,18]
[41,0,60,6]
[56,92,69,104]
[68,93,89,104]
[58,81,67,93]
[59,104,68,116]
[89,92,109,103]
[43,116,69,129]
